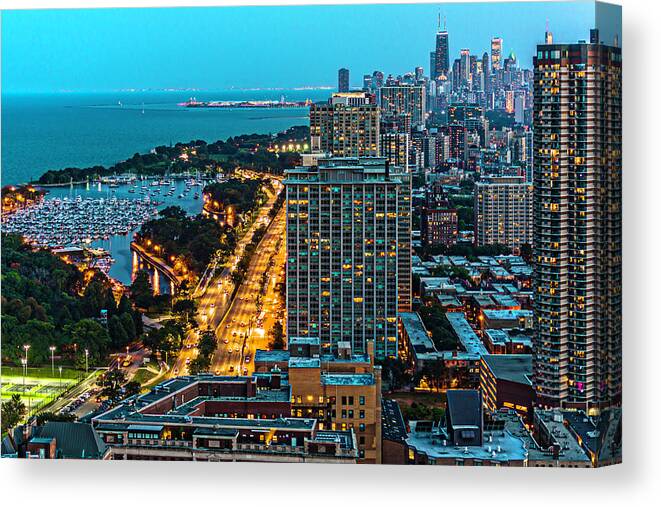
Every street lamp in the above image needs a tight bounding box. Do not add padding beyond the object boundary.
[49,346,56,376]
[58,366,63,389]
[85,349,89,374]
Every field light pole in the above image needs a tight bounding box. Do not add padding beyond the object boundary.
[85,349,89,374]
[21,358,27,392]
[22,344,30,368]
[58,366,63,389]
[49,346,56,376]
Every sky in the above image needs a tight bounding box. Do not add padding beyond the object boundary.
[0,1,614,94]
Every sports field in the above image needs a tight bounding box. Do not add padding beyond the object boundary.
[1,366,83,415]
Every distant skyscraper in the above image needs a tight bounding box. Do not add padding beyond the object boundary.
[284,156,411,359]
[491,37,503,71]
[474,176,533,248]
[434,25,450,80]
[363,74,373,91]
[448,103,484,132]
[532,31,622,411]
[372,70,384,88]
[481,52,490,89]
[338,68,350,92]
[460,49,471,83]
[514,93,525,124]
[309,92,380,157]
[451,58,461,91]
[429,51,437,80]
[415,66,424,81]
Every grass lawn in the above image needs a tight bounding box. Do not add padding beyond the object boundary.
[1,366,86,416]
[132,367,160,387]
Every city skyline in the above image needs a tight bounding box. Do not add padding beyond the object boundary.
[1,1,622,469]
[1,2,603,94]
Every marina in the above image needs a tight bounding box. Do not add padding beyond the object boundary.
[1,195,158,247]
[2,176,206,285]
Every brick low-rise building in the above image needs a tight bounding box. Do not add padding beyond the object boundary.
[91,373,358,463]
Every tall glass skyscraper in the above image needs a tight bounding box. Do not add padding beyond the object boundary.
[434,29,450,80]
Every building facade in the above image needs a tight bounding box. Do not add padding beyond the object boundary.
[474,176,533,248]
[284,157,411,359]
[421,207,459,247]
[379,84,426,128]
[310,92,380,157]
[532,32,622,410]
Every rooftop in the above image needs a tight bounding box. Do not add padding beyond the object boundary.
[481,354,533,385]
[321,373,375,386]
[32,421,107,459]
[381,399,408,443]
[445,312,488,356]
[482,309,533,321]
[406,420,527,463]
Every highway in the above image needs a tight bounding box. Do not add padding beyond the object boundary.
[171,175,284,376]
[210,204,286,375]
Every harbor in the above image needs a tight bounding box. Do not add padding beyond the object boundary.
[2,176,207,285]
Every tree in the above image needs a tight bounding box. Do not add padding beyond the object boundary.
[269,321,285,350]
[108,315,130,348]
[35,411,76,425]
[97,369,128,400]
[117,294,132,315]
[119,312,137,342]
[124,381,141,397]
[130,270,154,309]
[416,361,450,392]
[67,318,111,365]
[172,298,197,323]
[188,355,211,375]
[1,394,26,433]
[378,358,411,391]
[198,331,217,358]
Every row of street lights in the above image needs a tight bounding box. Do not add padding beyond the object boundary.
[19,343,90,418]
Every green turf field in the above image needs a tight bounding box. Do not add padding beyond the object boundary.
[1,366,84,415]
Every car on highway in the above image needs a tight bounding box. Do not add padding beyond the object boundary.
[245,356,251,363]
[215,369,221,375]
[243,368,248,375]
[173,368,179,375]
[223,338,229,344]
[229,366,234,373]
[185,358,191,365]
[210,302,215,308]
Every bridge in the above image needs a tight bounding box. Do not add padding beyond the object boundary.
[130,241,187,296]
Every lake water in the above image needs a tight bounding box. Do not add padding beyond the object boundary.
[1,90,326,284]
[1,89,326,186]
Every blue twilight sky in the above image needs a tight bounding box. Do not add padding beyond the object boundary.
[1,1,616,94]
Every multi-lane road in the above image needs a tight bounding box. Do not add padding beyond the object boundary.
[172,175,285,376]
[210,205,285,375]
